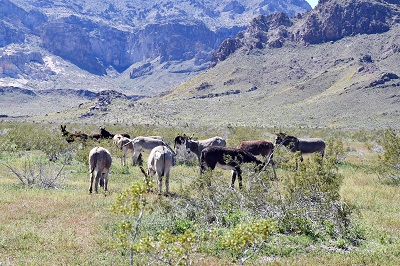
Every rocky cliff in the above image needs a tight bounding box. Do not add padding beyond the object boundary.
[212,0,400,66]
[0,0,311,91]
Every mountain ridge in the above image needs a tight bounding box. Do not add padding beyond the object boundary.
[211,0,400,66]
[0,0,311,94]
[1,0,399,130]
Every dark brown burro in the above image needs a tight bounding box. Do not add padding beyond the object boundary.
[237,139,277,179]
[60,125,88,143]
[100,127,130,139]
[200,146,265,189]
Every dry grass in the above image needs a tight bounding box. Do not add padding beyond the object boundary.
[0,125,399,265]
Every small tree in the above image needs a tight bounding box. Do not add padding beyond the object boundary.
[325,137,346,164]
[133,228,199,265]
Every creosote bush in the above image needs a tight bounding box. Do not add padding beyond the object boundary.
[220,219,275,264]
[376,128,400,184]
[2,156,68,189]
[110,142,361,265]
[110,179,154,265]
[280,153,349,239]
[0,123,73,162]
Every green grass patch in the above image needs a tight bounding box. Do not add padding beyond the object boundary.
[0,122,399,265]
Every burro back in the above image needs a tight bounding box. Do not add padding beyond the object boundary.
[147,145,174,196]
[88,146,112,193]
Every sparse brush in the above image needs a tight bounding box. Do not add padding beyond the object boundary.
[2,157,68,189]
[279,153,356,241]
[376,128,400,184]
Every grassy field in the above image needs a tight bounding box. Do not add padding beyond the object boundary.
[0,122,399,265]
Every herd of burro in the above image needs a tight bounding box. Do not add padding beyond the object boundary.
[60,125,326,196]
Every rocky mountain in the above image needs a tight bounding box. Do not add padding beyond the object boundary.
[212,0,400,65]
[1,0,399,130]
[0,0,311,95]
[151,0,399,129]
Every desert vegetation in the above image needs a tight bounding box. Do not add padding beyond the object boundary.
[0,122,399,265]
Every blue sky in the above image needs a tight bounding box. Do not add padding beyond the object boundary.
[306,0,318,8]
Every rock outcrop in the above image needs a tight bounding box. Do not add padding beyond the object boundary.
[211,12,293,65]
[211,0,400,66]
[0,0,47,46]
[293,0,398,44]
[1,0,311,78]
[0,50,54,79]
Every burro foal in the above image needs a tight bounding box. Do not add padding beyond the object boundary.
[89,146,112,193]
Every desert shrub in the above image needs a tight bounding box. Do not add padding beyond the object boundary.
[133,228,202,265]
[110,180,152,265]
[225,126,266,146]
[376,128,400,184]
[279,153,355,241]
[351,129,377,142]
[219,219,276,264]
[272,146,299,171]
[2,156,68,189]
[112,178,277,265]
[0,123,75,162]
[324,137,346,164]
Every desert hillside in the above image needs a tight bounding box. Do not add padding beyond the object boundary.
[0,0,311,95]
[1,0,399,130]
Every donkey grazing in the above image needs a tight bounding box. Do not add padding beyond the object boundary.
[113,135,135,166]
[174,134,226,163]
[200,146,265,189]
[237,139,277,179]
[274,133,326,169]
[88,146,112,193]
[100,127,114,139]
[113,133,136,144]
[129,136,174,165]
[147,145,174,195]
[100,127,130,139]
[60,125,88,143]
[114,135,165,166]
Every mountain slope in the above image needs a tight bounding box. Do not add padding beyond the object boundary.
[61,0,400,129]
[23,24,399,129]
[2,0,399,130]
[0,0,311,95]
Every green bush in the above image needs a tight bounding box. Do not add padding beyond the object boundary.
[220,219,275,264]
[325,137,346,164]
[0,123,76,162]
[376,128,400,183]
[280,153,352,240]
